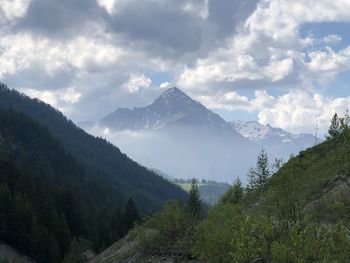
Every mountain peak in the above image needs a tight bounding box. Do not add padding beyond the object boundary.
[157,87,190,101]
[152,87,198,110]
[101,86,230,131]
[163,87,183,94]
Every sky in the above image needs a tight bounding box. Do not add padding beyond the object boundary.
[1,0,350,135]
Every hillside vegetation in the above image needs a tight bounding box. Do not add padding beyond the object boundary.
[95,112,350,262]
[175,179,230,206]
[0,108,142,262]
[0,82,187,262]
[0,83,187,215]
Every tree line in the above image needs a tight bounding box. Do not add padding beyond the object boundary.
[0,108,140,262]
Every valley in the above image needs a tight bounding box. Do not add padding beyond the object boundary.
[80,87,317,184]
[0,1,348,261]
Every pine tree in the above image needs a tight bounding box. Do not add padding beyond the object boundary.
[255,148,270,187]
[124,198,140,230]
[272,158,283,173]
[248,149,271,191]
[232,177,244,202]
[187,179,201,219]
[328,113,341,139]
[340,110,350,142]
[247,166,257,192]
[221,177,244,204]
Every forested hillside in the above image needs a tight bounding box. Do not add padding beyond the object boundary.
[0,83,187,214]
[98,112,350,262]
[0,108,142,262]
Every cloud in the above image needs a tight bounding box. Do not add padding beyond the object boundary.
[122,74,152,93]
[197,88,350,135]
[323,34,342,44]
[0,0,31,22]
[1,0,350,136]
[96,0,117,15]
[0,33,124,78]
[23,87,82,108]
[256,90,350,135]
[307,46,350,75]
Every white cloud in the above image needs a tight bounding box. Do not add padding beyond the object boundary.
[0,0,30,22]
[308,46,350,75]
[61,88,82,104]
[0,33,124,78]
[196,91,251,111]
[160,82,171,89]
[23,87,82,108]
[256,90,350,135]
[265,57,294,82]
[177,0,350,92]
[195,88,350,135]
[323,34,342,44]
[122,74,152,93]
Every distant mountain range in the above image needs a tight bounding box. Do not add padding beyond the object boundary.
[82,87,317,183]
[231,120,318,159]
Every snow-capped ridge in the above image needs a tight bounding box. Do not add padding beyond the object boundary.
[100,87,230,131]
[231,120,317,145]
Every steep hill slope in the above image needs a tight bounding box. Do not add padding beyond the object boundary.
[192,127,350,262]
[93,125,350,263]
[0,108,116,262]
[0,83,187,214]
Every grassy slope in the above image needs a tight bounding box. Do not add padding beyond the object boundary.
[259,134,350,218]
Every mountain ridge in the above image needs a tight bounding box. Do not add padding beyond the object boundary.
[231,120,317,143]
[94,88,317,182]
[100,87,238,135]
[0,82,187,214]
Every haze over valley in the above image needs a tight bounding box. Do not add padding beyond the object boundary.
[79,87,317,183]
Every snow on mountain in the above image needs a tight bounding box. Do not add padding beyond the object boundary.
[100,87,232,132]
[96,88,255,183]
[231,120,318,158]
[84,88,317,182]
[231,120,317,144]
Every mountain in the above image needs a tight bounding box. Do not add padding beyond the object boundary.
[101,87,232,132]
[96,88,317,183]
[231,120,317,160]
[97,87,256,183]
[0,83,187,214]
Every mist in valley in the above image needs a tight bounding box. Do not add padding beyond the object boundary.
[88,124,265,184]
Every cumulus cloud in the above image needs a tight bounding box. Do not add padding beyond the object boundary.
[0,33,124,78]
[308,46,350,75]
[0,0,31,22]
[122,74,152,93]
[23,87,82,109]
[256,90,350,135]
[198,89,350,135]
[0,0,350,135]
